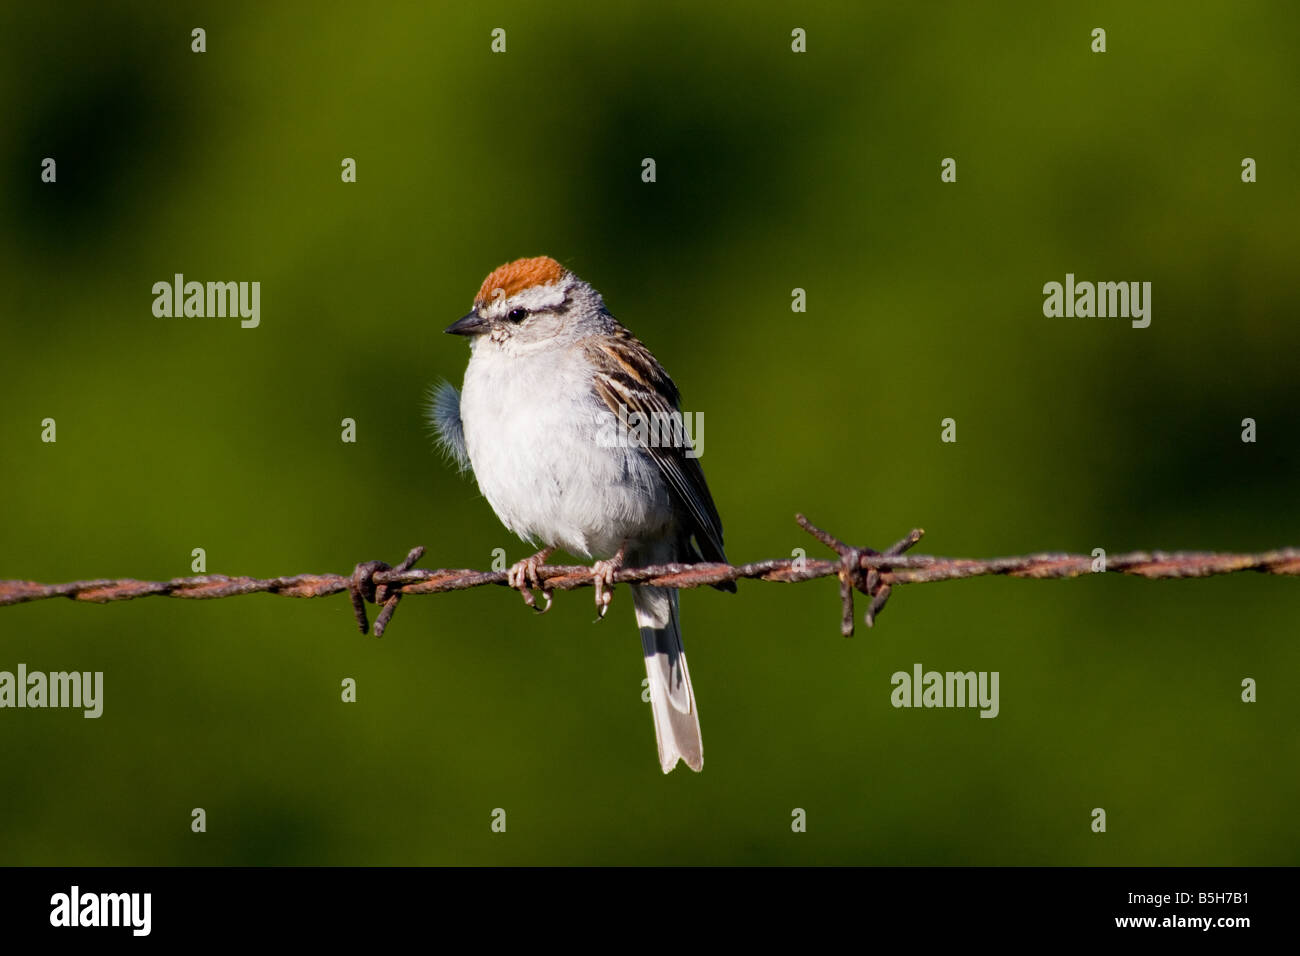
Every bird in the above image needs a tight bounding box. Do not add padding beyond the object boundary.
[430,255,734,773]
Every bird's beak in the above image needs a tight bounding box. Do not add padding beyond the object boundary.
[444,310,489,336]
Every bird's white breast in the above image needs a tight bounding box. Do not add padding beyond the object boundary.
[458,339,673,559]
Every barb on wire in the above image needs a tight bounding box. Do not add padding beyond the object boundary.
[1,514,1297,638]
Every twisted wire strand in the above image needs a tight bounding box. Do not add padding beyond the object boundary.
[2,515,1295,637]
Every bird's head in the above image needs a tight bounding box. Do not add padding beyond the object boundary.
[445,255,606,351]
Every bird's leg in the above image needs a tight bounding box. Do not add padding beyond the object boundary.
[507,546,555,613]
[591,541,628,620]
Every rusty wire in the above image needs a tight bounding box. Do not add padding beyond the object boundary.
[1,515,1297,638]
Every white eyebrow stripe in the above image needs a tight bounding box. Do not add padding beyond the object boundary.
[484,277,571,317]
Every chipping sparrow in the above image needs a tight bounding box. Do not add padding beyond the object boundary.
[431,255,733,774]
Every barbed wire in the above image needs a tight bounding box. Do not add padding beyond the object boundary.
[1,515,1297,637]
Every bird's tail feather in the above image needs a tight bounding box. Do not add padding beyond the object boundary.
[632,584,702,773]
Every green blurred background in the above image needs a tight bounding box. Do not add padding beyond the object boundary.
[1,1,1297,865]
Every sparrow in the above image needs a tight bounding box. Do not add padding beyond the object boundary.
[431,255,734,773]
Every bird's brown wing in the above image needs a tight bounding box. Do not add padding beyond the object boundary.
[581,326,728,566]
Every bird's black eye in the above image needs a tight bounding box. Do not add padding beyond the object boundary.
[507,308,528,322]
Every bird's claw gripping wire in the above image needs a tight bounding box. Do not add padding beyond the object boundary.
[507,547,555,613]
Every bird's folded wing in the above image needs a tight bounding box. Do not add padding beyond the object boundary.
[582,329,728,564]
